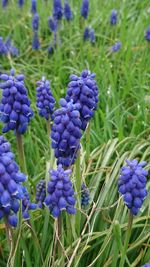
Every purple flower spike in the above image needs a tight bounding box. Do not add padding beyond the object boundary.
[81,183,90,206]
[32,13,39,31]
[18,0,24,8]
[31,0,37,14]
[66,70,99,130]
[48,17,57,33]
[36,77,55,120]
[2,0,8,8]
[53,0,63,21]
[118,159,148,215]
[0,136,35,227]
[142,264,150,267]
[145,27,150,42]
[36,180,46,208]
[81,0,89,19]
[111,42,121,52]
[45,164,76,217]
[110,9,118,25]
[0,69,33,134]
[51,99,82,167]
[32,32,40,50]
[64,0,73,21]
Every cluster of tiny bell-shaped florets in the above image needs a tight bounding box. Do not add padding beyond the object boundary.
[22,186,37,219]
[0,37,19,57]
[80,0,89,19]
[0,136,28,227]
[18,0,24,8]
[31,0,37,14]
[118,159,148,215]
[81,183,90,206]
[145,27,150,42]
[66,70,99,130]
[64,0,73,21]
[45,165,76,218]
[142,264,150,267]
[52,0,63,21]
[0,69,33,134]
[36,180,46,208]
[51,99,82,167]
[110,9,118,25]
[83,27,95,44]
[2,0,8,8]
[36,77,55,120]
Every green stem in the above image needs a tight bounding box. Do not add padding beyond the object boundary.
[57,216,64,267]
[85,123,91,164]
[16,131,27,174]
[75,152,81,236]
[5,222,14,267]
[119,212,133,267]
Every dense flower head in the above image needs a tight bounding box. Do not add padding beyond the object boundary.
[45,165,76,217]
[53,0,63,21]
[118,159,148,215]
[18,0,24,7]
[145,27,150,42]
[36,77,55,120]
[36,180,46,208]
[31,0,37,14]
[48,44,54,55]
[90,29,95,44]
[2,0,8,8]
[48,17,58,33]
[83,27,90,41]
[22,186,37,219]
[51,99,82,167]
[32,13,39,31]
[66,70,99,130]
[81,183,90,206]
[0,37,7,55]
[110,9,118,25]
[111,42,121,52]
[5,37,19,57]
[0,69,33,134]
[142,264,150,267]
[32,32,40,50]
[64,0,73,21]
[0,136,27,227]
[81,0,89,19]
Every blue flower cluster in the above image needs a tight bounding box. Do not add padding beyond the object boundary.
[36,180,46,208]
[45,165,76,218]
[110,9,118,25]
[66,70,99,130]
[81,183,90,206]
[145,27,150,42]
[81,0,89,19]
[0,36,19,57]
[22,186,37,219]
[118,159,148,215]
[111,42,122,52]
[48,17,58,33]
[52,0,63,21]
[64,0,73,21]
[32,13,40,50]
[2,0,8,8]
[142,264,150,267]
[31,0,37,14]
[0,69,33,134]
[36,77,55,120]
[51,99,82,167]
[0,136,27,227]
[18,0,24,8]
[83,27,96,43]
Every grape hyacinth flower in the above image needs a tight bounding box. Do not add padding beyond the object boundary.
[0,69,33,134]
[45,165,76,218]
[110,9,118,25]
[118,159,148,215]
[145,27,150,42]
[32,31,40,50]
[111,41,121,52]
[18,0,24,8]
[53,0,63,21]
[2,0,8,8]
[83,27,90,41]
[142,264,150,267]
[48,17,58,33]
[36,180,46,208]
[0,37,7,55]
[22,186,37,219]
[31,0,37,14]
[32,13,39,31]
[66,70,99,130]
[0,136,27,227]
[81,183,90,206]
[48,44,54,55]
[51,99,82,167]
[81,0,89,19]
[36,77,55,120]
[5,37,19,57]
[90,29,95,44]
[64,0,73,21]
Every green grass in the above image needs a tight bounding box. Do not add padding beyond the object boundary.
[0,0,150,266]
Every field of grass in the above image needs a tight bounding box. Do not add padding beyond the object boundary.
[0,0,150,266]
